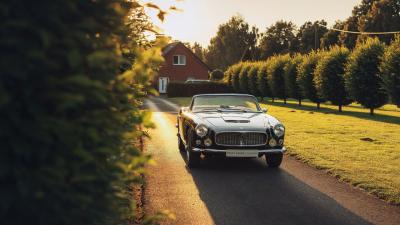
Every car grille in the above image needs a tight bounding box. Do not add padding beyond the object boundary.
[215,132,267,146]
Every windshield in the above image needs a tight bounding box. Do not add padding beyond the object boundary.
[191,95,261,112]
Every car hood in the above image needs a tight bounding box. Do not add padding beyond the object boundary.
[194,111,281,133]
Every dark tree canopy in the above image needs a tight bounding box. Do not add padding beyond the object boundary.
[210,69,224,81]
[345,38,387,114]
[314,46,352,111]
[320,21,345,49]
[205,15,259,70]
[380,35,400,107]
[297,20,328,53]
[259,21,297,59]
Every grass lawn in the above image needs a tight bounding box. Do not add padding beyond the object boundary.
[168,97,400,206]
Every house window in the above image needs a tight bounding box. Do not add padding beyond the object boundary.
[173,55,186,65]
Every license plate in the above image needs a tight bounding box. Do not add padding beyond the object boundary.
[226,150,259,157]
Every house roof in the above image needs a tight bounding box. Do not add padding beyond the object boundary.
[162,42,211,71]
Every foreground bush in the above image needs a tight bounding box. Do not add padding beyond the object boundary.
[297,51,325,109]
[239,62,252,93]
[345,38,386,115]
[284,54,303,105]
[380,35,400,107]
[0,1,162,224]
[257,63,271,100]
[315,46,352,111]
[268,54,290,103]
[248,62,261,96]
[167,82,233,97]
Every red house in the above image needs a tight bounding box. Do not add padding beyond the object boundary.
[156,42,211,93]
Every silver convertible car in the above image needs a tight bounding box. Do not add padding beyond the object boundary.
[176,94,286,168]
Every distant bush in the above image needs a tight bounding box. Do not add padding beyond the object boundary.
[380,35,400,107]
[284,54,303,105]
[231,63,243,92]
[257,63,271,100]
[167,81,233,97]
[297,51,325,108]
[248,63,261,96]
[345,38,386,115]
[315,46,352,111]
[239,63,252,93]
[268,54,291,103]
[210,69,224,81]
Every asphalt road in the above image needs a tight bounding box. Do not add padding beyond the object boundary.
[143,96,400,225]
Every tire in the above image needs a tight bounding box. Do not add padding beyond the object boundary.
[186,130,200,168]
[266,153,283,168]
[178,135,185,152]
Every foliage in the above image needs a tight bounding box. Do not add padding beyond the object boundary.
[380,35,400,107]
[284,54,303,104]
[247,63,261,96]
[210,69,224,81]
[257,63,271,99]
[231,63,244,92]
[239,63,252,93]
[314,46,352,111]
[297,20,328,53]
[267,54,291,101]
[358,0,400,44]
[259,21,297,59]
[297,51,325,107]
[0,0,166,225]
[345,38,387,114]
[166,82,233,97]
[204,15,259,70]
[320,21,345,49]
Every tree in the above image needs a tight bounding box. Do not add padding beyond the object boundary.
[0,1,165,224]
[297,51,325,108]
[248,63,261,96]
[257,63,271,100]
[284,54,303,105]
[345,38,387,115]
[267,55,291,103]
[380,35,400,107]
[259,21,297,59]
[358,0,400,44]
[314,46,352,111]
[205,15,259,70]
[297,20,328,53]
[210,69,224,81]
[189,42,206,62]
[239,63,252,93]
[320,21,345,49]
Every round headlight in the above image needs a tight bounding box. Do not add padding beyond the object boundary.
[273,124,285,137]
[204,138,212,147]
[195,124,208,137]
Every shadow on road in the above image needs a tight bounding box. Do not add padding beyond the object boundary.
[179,151,371,225]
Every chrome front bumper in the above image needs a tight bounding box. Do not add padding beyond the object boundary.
[192,147,286,154]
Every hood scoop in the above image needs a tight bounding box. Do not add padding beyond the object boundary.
[224,120,250,123]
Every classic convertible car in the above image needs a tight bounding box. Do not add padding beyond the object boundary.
[176,94,286,168]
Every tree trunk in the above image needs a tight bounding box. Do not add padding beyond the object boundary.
[370,108,374,115]
[284,98,287,104]
[338,105,342,112]
[317,102,320,109]
[272,97,275,103]
[298,99,302,106]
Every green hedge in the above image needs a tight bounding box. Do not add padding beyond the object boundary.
[167,81,233,97]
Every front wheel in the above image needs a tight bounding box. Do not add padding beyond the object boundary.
[186,130,200,168]
[265,153,283,168]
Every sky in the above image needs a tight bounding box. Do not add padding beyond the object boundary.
[147,0,361,47]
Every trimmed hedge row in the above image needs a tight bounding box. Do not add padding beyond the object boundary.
[224,37,400,114]
[167,81,233,97]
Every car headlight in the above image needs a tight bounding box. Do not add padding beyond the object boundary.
[273,124,285,137]
[195,124,208,137]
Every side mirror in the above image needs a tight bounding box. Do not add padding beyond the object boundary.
[262,108,268,113]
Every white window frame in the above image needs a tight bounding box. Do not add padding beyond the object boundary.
[173,55,186,65]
